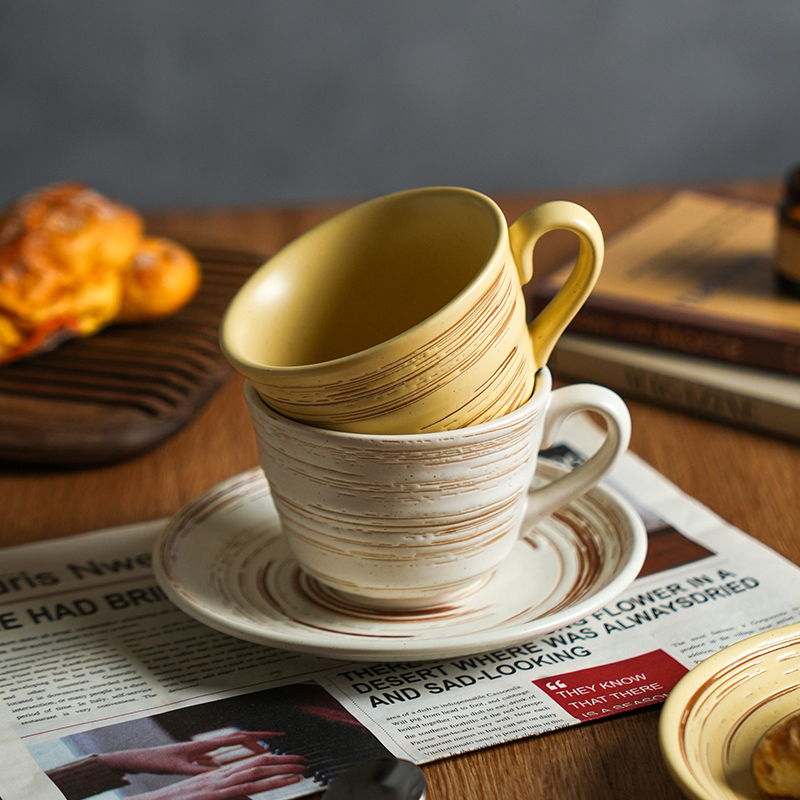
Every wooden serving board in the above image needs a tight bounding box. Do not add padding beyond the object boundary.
[0,248,265,466]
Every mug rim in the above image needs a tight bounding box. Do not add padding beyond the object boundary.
[220,185,510,377]
[245,366,552,442]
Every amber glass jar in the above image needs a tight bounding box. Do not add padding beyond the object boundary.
[775,164,800,297]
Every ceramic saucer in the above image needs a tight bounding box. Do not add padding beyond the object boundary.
[659,622,800,800]
[154,462,647,661]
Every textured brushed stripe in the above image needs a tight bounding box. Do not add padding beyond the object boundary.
[256,263,534,431]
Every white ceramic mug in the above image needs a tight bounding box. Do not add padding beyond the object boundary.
[245,368,631,610]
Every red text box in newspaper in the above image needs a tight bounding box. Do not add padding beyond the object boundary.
[532,650,687,722]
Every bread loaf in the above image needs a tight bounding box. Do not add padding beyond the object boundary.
[752,712,800,799]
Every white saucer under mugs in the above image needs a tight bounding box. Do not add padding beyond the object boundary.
[153,463,647,662]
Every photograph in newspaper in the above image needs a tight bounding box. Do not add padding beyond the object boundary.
[28,681,391,799]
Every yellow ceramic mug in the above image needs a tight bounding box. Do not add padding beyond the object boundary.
[220,187,603,434]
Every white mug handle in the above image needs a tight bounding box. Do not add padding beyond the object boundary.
[524,383,631,529]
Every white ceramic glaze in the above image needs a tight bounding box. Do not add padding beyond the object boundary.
[153,463,648,661]
[220,187,603,434]
[659,623,800,800]
[245,368,631,610]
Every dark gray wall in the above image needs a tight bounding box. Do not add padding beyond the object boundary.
[1,1,798,209]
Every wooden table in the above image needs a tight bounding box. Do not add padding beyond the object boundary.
[2,181,796,800]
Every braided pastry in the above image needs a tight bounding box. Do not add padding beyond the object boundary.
[0,183,200,363]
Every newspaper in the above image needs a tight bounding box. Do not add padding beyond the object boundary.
[2,414,799,800]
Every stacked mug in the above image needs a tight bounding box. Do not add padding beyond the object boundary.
[220,187,630,611]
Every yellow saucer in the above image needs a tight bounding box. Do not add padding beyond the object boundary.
[659,622,800,800]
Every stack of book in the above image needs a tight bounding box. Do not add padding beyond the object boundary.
[533,191,800,442]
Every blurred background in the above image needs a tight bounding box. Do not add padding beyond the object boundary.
[1,0,798,210]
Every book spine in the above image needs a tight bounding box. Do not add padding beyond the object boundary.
[533,301,800,376]
[550,344,800,443]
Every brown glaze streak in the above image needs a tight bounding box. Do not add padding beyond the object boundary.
[536,507,604,615]
[256,560,429,638]
[265,266,526,427]
[251,530,503,630]
[325,267,514,402]
[315,416,536,469]
[158,470,265,586]
[430,346,530,431]
[171,469,264,530]
[232,537,281,622]
[302,574,472,622]
[273,490,522,546]
[725,683,800,764]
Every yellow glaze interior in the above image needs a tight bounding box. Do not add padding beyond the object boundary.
[223,189,499,367]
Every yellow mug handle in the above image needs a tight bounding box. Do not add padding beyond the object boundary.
[508,200,604,370]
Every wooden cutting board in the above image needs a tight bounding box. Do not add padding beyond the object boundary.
[0,248,265,466]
